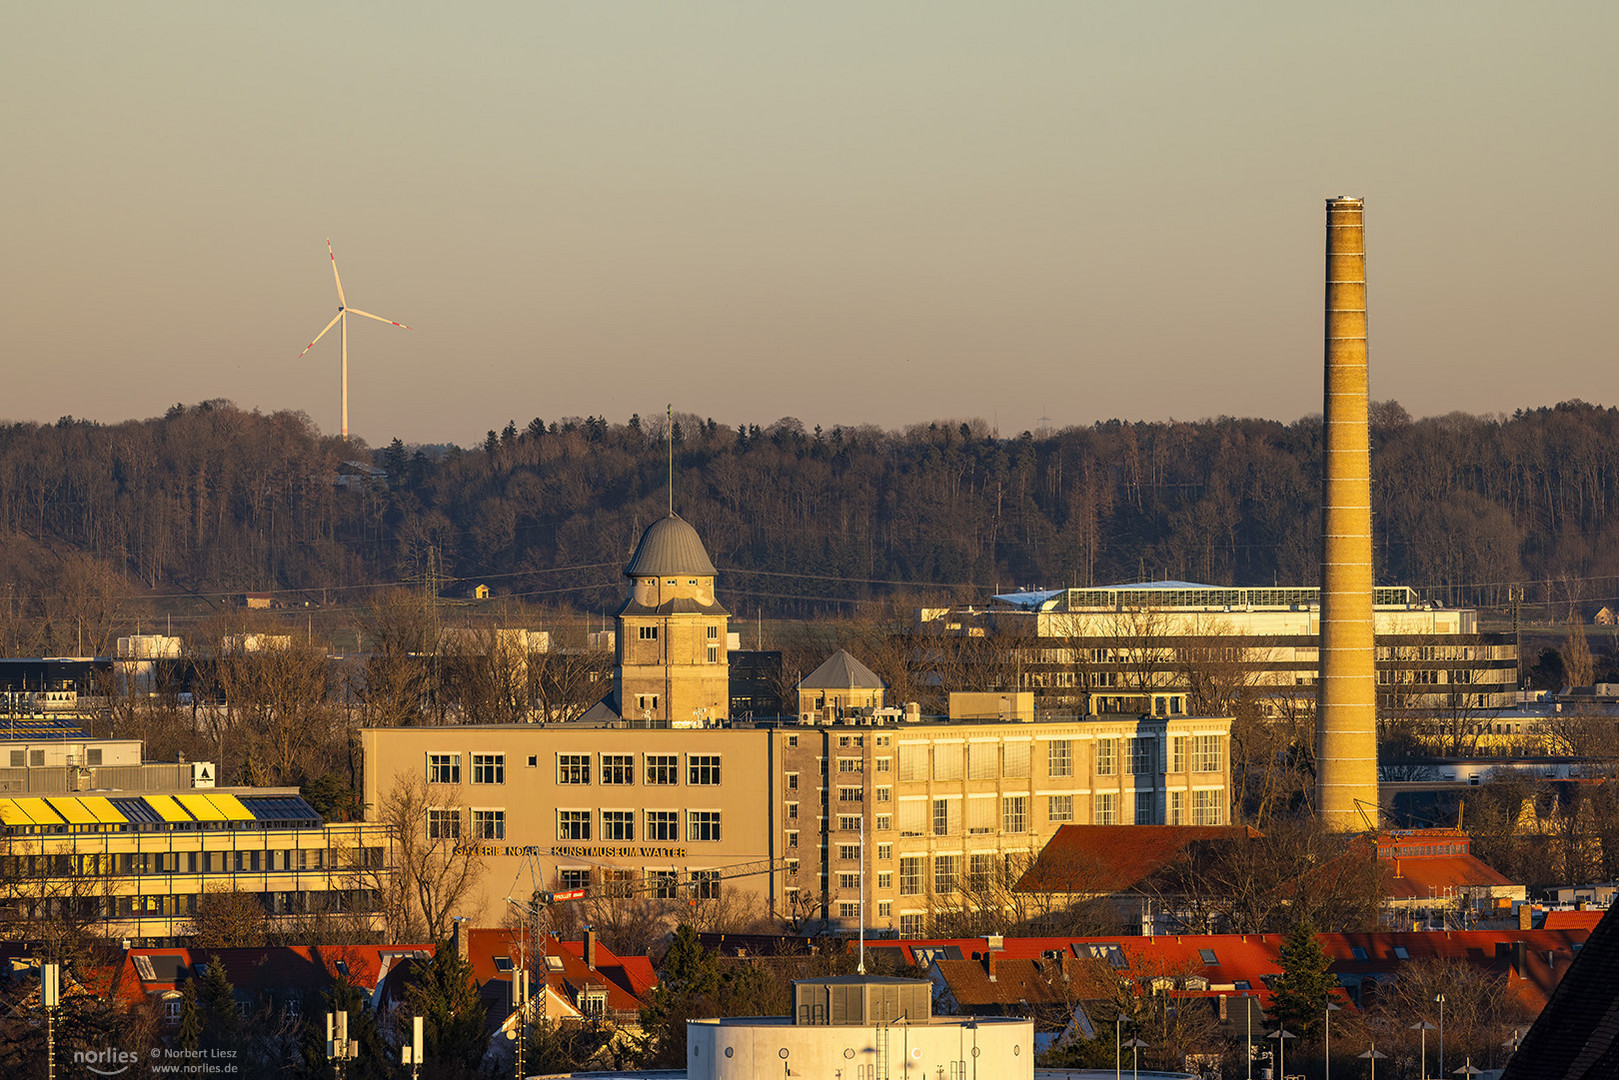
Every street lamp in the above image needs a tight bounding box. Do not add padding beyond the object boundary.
[1125,1037,1150,1080]
[1409,1021,1437,1079]
[1116,1014,1123,1080]
[1268,1027,1297,1080]
[1435,993,1446,1079]
[1358,1045,1386,1080]
[1326,999,1342,1080]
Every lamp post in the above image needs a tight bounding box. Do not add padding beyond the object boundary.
[1435,993,1446,1079]
[1358,1045,1386,1080]
[1125,1037,1150,1080]
[1409,1021,1437,1079]
[1268,1028,1297,1080]
[1115,1013,1124,1080]
[1326,999,1341,1080]
[1453,1062,1482,1078]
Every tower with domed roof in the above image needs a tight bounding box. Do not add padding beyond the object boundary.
[613,514,730,725]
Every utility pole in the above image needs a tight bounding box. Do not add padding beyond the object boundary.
[43,962,59,1080]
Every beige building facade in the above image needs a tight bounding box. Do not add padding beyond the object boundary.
[362,707,1232,935]
[607,514,730,726]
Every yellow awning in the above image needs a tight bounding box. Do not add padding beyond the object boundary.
[204,793,255,822]
[14,798,64,826]
[176,794,225,822]
[45,797,97,825]
[78,796,127,824]
[0,800,33,827]
[143,795,193,823]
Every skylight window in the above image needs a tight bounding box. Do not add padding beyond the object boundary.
[1198,949,1219,965]
[133,955,157,981]
[493,957,514,973]
[1392,947,1409,960]
[1351,947,1369,961]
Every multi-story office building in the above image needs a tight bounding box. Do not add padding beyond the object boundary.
[363,708,1230,936]
[0,735,391,945]
[918,582,1517,715]
[363,518,1235,935]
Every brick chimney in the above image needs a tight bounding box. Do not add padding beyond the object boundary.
[1518,903,1533,931]
[985,952,998,983]
[584,927,598,970]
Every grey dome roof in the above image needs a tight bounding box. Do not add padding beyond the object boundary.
[624,514,718,577]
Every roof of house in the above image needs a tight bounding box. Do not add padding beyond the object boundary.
[1382,854,1515,899]
[932,954,1114,1009]
[1501,905,1619,1080]
[464,929,651,1018]
[107,945,434,1010]
[872,929,1588,1014]
[798,650,886,691]
[1542,910,1607,932]
[1015,824,1263,894]
[624,515,717,578]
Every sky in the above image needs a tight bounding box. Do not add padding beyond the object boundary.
[3,2,1615,446]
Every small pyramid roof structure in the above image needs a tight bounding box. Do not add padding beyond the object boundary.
[798,649,886,690]
[624,514,717,577]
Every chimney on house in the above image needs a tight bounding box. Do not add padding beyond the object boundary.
[584,926,598,970]
[985,952,998,983]
[1315,196,1380,830]
[1518,903,1534,931]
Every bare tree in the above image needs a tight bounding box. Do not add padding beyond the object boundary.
[375,774,483,941]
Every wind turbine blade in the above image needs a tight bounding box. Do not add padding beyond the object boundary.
[327,239,346,307]
[344,307,412,330]
[297,312,344,359]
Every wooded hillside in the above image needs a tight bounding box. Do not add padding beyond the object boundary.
[4,397,1619,652]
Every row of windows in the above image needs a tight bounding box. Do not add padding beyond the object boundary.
[556,808,722,843]
[428,752,722,787]
[892,735,1226,783]
[426,806,724,843]
[0,847,372,877]
[11,888,379,922]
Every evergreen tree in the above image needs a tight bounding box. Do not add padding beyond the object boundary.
[638,925,720,1067]
[1268,918,1335,1038]
[402,942,486,1080]
[176,981,203,1051]
[195,955,243,1052]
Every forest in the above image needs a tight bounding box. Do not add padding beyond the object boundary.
[5,397,1619,653]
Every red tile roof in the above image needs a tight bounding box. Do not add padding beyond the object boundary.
[875,929,1588,1014]
[464,929,649,1016]
[1542,910,1607,932]
[1015,825,1264,893]
[1381,854,1515,899]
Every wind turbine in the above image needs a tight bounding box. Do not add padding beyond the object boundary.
[296,240,411,440]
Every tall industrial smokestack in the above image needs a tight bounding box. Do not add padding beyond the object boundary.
[1316,196,1379,830]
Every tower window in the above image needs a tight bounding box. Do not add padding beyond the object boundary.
[638,626,658,640]
[707,626,719,639]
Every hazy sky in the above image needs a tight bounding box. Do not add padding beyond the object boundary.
[3,3,1615,446]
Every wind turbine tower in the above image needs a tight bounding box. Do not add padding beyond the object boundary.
[297,240,412,439]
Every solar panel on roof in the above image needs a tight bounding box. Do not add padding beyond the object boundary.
[111,797,161,825]
[239,795,322,823]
